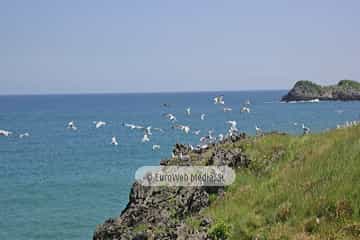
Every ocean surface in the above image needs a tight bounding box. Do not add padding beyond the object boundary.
[1,91,359,239]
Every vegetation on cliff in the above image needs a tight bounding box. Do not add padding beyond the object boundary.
[199,125,360,239]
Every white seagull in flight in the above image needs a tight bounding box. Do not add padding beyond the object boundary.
[94,121,106,129]
[152,144,160,151]
[124,123,144,130]
[214,95,225,105]
[174,124,190,134]
[142,133,150,143]
[164,113,177,122]
[19,132,30,138]
[226,120,238,132]
[223,107,232,112]
[200,113,206,121]
[0,129,12,137]
[67,121,77,131]
[241,107,251,113]
[111,136,118,146]
[193,130,201,135]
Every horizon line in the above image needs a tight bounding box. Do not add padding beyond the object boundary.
[0,88,288,97]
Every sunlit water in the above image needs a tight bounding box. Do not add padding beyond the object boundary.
[0,91,359,239]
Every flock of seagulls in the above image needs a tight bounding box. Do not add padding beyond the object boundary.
[0,95,256,153]
[2,94,357,154]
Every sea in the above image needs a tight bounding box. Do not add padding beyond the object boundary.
[1,91,359,239]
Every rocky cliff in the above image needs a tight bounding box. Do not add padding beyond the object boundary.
[281,80,360,102]
[93,134,250,240]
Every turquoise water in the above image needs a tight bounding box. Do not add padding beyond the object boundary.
[0,91,359,239]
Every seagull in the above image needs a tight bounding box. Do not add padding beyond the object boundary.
[241,107,251,113]
[124,123,144,130]
[200,113,206,121]
[93,121,106,129]
[67,121,77,131]
[145,126,152,136]
[111,136,118,146]
[183,126,190,134]
[223,107,232,112]
[226,120,237,130]
[199,136,207,143]
[208,130,215,140]
[302,124,310,135]
[193,130,201,135]
[214,95,225,105]
[142,133,150,143]
[185,107,191,116]
[200,130,215,143]
[152,144,161,151]
[226,120,238,134]
[174,125,190,134]
[19,132,30,138]
[255,125,262,135]
[0,129,12,137]
[163,113,177,122]
[218,134,224,141]
[162,103,171,108]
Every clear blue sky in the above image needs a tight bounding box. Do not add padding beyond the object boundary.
[1,0,359,94]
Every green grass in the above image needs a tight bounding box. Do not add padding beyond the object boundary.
[337,80,360,90]
[294,80,323,95]
[201,126,360,239]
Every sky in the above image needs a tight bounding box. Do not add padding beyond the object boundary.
[1,0,359,94]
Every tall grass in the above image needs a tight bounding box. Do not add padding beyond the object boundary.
[202,126,360,239]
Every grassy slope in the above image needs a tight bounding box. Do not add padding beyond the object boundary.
[201,126,360,239]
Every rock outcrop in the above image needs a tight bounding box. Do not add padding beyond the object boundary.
[93,134,249,240]
[281,80,360,102]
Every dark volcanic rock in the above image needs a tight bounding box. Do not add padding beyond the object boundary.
[93,183,212,240]
[209,148,250,168]
[281,80,360,102]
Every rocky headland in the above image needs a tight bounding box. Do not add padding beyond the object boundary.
[93,134,250,240]
[93,124,360,239]
[281,80,360,102]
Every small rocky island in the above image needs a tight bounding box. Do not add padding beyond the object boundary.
[281,80,360,102]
